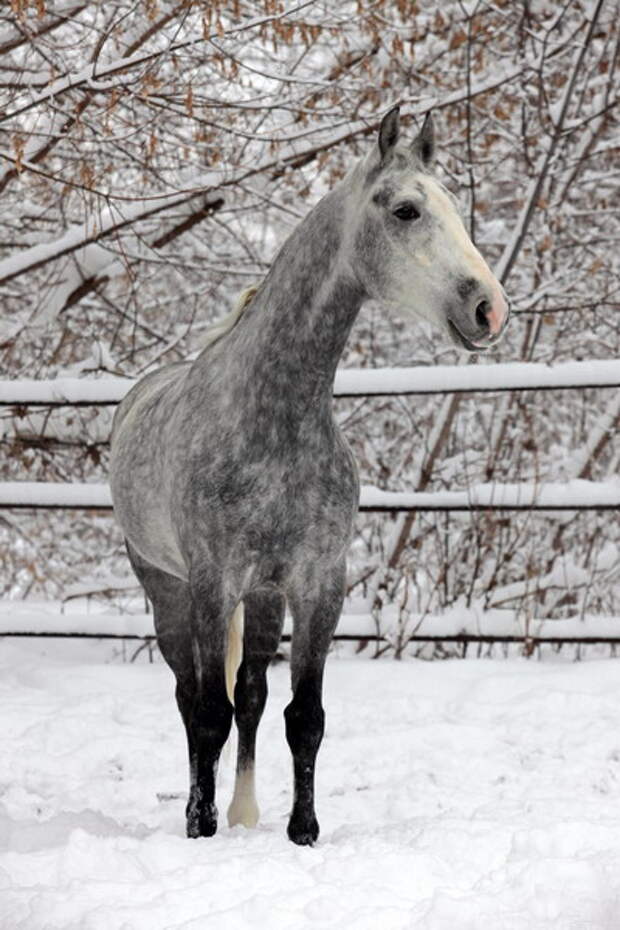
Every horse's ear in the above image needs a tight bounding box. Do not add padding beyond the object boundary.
[378,105,400,159]
[412,111,435,167]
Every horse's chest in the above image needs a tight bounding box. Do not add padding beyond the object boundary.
[246,475,352,553]
[185,436,358,568]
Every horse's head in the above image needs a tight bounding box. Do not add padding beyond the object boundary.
[347,106,510,351]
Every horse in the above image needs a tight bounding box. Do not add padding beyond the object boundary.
[109,106,510,846]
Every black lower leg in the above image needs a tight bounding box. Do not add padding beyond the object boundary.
[284,560,346,846]
[284,675,325,846]
[124,542,203,834]
[186,683,233,838]
[186,567,236,839]
[234,658,268,772]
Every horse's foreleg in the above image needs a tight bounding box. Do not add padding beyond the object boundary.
[228,589,285,828]
[285,560,346,846]
[187,566,236,838]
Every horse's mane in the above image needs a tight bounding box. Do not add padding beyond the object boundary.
[198,284,260,351]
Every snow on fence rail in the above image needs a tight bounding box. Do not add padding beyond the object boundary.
[3,361,618,514]
[1,358,620,406]
[3,362,618,647]
[1,601,619,648]
[1,478,619,511]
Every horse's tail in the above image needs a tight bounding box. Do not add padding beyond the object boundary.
[225,601,244,705]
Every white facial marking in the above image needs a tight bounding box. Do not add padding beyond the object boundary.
[420,176,509,334]
[421,177,490,278]
[386,172,509,340]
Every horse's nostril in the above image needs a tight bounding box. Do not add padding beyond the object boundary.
[475,300,490,331]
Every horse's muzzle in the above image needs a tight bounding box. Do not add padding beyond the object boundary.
[448,294,511,351]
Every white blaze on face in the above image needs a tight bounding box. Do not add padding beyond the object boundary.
[420,176,509,336]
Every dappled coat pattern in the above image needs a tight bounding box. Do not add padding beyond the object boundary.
[110,108,509,844]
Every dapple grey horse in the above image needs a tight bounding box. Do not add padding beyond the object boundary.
[110,107,510,845]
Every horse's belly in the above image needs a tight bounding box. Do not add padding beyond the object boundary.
[129,508,188,581]
[111,468,188,580]
[110,367,190,581]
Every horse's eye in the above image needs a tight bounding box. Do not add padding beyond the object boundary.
[393,203,420,221]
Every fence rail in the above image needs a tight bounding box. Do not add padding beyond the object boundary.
[2,360,618,510]
[1,479,618,511]
[2,362,618,647]
[2,604,619,649]
[1,358,619,406]
[3,631,620,650]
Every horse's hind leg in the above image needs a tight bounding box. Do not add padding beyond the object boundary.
[284,560,346,846]
[186,565,238,837]
[127,545,237,838]
[124,543,198,824]
[228,589,285,829]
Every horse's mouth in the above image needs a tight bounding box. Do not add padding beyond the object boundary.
[447,320,489,352]
[448,305,510,351]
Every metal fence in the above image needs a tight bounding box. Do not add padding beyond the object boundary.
[2,358,619,649]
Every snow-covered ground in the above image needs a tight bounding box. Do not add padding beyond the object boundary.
[3,637,620,929]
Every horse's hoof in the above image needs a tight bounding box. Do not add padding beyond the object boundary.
[287,814,319,846]
[186,813,218,838]
[227,795,259,829]
[186,794,218,838]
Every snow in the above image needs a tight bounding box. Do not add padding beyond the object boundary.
[2,358,619,404]
[571,392,620,479]
[0,185,223,286]
[0,481,113,508]
[3,599,620,644]
[2,478,619,512]
[335,358,620,396]
[0,375,131,405]
[3,636,620,929]
[1,472,619,513]
[360,478,620,511]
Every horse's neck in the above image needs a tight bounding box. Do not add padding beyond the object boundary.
[226,187,365,408]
